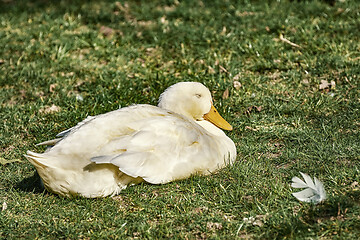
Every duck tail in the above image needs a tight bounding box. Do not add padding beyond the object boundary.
[24,151,49,169]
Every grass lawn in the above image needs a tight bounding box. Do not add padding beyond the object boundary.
[1,0,359,238]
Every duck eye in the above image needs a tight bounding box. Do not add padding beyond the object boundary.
[195,94,202,98]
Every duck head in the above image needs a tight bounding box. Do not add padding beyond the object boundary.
[158,82,233,131]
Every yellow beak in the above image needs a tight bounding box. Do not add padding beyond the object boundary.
[203,105,233,131]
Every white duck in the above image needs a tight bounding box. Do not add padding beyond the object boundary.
[25,82,236,198]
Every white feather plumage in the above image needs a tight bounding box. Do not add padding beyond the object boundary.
[291,172,326,204]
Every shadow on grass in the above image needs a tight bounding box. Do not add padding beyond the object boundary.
[265,193,360,238]
[0,0,116,20]
[301,193,360,225]
[15,171,46,194]
[0,0,132,35]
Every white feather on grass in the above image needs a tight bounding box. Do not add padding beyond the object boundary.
[291,172,326,204]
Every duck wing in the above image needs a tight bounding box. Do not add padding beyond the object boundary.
[90,111,228,184]
[56,116,96,137]
[36,116,96,147]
